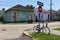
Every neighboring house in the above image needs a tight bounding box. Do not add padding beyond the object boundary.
[3,4,34,22]
[34,8,50,21]
[53,11,60,21]
[34,8,60,21]
[0,10,4,17]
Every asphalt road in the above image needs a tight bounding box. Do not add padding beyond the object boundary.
[0,22,60,40]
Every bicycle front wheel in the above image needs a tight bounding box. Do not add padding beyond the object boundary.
[42,27,50,35]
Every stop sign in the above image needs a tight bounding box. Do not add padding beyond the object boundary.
[38,5,42,12]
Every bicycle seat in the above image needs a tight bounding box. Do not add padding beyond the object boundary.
[37,25,39,26]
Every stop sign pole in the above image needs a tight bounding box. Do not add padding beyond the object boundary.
[37,1,43,32]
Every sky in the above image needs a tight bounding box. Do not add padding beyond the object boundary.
[0,0,60,11]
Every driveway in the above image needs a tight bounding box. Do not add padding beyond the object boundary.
[0,22,60,40]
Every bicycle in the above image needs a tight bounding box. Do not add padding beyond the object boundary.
[33,21,50,35]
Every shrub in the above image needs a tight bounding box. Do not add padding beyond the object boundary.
[0,16,3,22]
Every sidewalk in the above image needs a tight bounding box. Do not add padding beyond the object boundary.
[25,26,60,36]
[50,30,60,35]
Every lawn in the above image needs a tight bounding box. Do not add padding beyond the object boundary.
[53,28,60,31]
[30,33,60,40]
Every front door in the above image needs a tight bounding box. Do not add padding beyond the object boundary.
[13,12,16,22]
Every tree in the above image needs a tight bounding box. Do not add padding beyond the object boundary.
[25,5,35,9]
[58,9,60,11]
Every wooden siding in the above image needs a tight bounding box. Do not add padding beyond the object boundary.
[3,10,34,22]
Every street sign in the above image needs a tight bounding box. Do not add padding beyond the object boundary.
[37,1,43,6]
[37,1,43,12]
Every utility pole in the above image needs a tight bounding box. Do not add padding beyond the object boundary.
[50,0,52,21]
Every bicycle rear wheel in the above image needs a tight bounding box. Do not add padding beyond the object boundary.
[33,26,39,33]
[42,27,50,35]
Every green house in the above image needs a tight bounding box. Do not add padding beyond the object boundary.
[3,4,34,22]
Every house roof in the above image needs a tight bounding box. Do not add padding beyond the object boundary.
[34,8,58,14]
[0,10,4,13]
[54,11,60,14]
[5,4,34,12]
[34,8,50,13]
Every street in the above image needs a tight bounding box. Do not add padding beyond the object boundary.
[0,22,60,40]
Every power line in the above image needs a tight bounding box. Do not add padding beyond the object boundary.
[0,4,11,6]
[0,1,12,6]
[0,1,7,3]
[0,1,17,6]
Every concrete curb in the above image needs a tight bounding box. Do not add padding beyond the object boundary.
[23,32,36,40]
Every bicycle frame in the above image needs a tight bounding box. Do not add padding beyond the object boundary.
[37,21,49,32]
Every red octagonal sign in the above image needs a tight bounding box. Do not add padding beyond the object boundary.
[38,6,42,12]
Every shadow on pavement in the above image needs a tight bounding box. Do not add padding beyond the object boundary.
[4,34,33,40]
